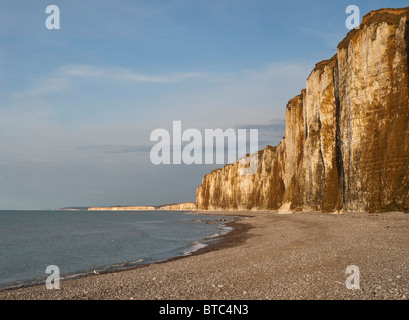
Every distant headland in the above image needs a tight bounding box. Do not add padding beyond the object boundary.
[84,202,197,211]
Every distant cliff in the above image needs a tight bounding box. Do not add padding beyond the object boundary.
[196,7,409,213]
[158,202,197,211]
[88,206,158,211]
[88,202,197,211]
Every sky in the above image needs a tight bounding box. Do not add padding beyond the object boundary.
[0,0,406,209]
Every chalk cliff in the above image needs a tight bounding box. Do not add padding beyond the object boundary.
[88,202,197,211]
[88,206,158,211]
[158,202,197,211]
[196,7,409,212]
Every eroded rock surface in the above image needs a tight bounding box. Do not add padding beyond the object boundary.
[196,8,409,212]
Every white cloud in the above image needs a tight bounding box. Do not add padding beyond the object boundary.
[9,60,311,104]
[147,61,311,130]
[59,64,224,84]
[11,76,70,100]
[10,64,224,100]
[112,70,205,84]
[60,65,106,78]
[5,61,311,131]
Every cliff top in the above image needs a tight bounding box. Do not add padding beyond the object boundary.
[307,7,409,81]
[338,6,409,50]
[202,145,277,178]
[310,54,338,78]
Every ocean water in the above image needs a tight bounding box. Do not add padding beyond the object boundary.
[0,210,233,290]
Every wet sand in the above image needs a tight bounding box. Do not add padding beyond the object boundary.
[1,211,408,300]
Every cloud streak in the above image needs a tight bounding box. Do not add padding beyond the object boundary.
[59,65,210,84]
[11,77,70,100]
[9,60,311,106]
[78,144,152,155]
[10,64,225,100]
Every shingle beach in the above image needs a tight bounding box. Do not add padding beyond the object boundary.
[1,211,408,300]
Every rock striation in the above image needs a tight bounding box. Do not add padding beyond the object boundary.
[196,7,409,212]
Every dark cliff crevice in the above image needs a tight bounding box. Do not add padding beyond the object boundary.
[405,18,409,94]
[317,115,326,210]
[333,59,345,210]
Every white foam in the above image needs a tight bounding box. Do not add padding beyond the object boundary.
[183,241,208,255]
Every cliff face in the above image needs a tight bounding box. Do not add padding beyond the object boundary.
[88,206,158,211]
[158,202,197,211]
[196,8,409,212]
[196,145,286,211]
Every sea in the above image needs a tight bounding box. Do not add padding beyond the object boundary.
[0,210,233,290]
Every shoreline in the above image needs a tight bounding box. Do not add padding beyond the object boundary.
[1,210,409,300]
[154,211,253,264]
[0,210,253,295]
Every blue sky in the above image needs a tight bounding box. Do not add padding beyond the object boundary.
[0,0,406,209]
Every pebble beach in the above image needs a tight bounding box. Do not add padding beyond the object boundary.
[1,211,408,300]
